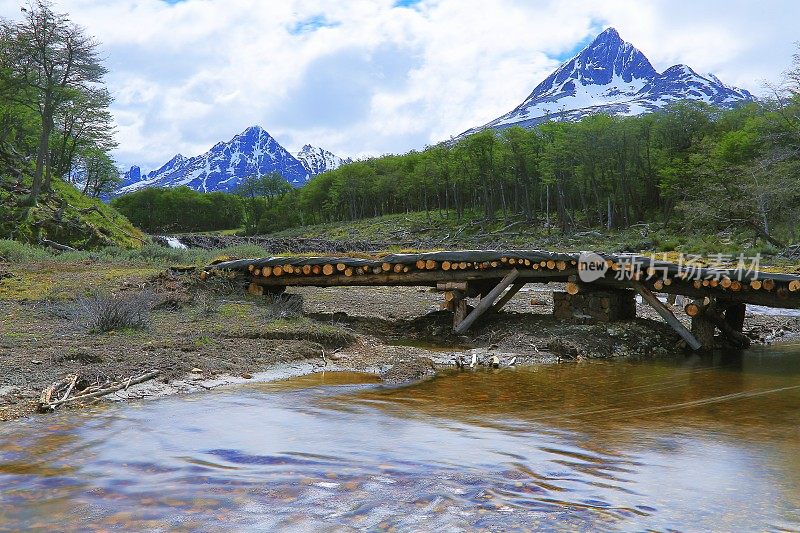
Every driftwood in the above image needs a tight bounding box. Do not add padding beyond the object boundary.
[39,370,161,411]
[39,238,77,252]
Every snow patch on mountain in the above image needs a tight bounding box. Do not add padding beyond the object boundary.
[459,27,755,137]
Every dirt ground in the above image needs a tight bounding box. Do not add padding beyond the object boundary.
[1,263,798,422]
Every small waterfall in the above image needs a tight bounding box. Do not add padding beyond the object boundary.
[163,236,187,250]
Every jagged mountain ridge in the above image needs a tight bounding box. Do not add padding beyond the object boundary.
[117,127,346,195]
[295,144,350,175]
[459,27,755,137]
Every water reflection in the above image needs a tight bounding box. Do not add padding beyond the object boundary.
[0,348,798,531]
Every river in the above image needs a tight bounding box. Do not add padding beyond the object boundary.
[1,344,799,531]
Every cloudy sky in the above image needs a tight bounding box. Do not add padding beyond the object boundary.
[1,0,797,170]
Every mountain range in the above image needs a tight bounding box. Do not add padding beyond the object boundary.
[457,27,754,137]
[116,27,755,195]
[116,126,347,195]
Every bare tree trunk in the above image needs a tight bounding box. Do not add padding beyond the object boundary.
[30,99,54,202]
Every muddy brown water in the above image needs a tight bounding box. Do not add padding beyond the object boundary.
[1,345,799,531]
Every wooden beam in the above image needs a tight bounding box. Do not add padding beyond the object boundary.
[491,281,526,313]
[437,281,469,292]
[248,267,569,288]
[454,269,520,334]
[631,281,703,350]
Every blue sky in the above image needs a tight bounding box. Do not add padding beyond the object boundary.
[0,0,797,170]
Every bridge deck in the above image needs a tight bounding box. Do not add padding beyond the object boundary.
[206,250,800,310]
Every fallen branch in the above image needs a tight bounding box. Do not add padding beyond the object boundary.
[39,238,78,252]
[57,374,79,409]
[40,370,161,411]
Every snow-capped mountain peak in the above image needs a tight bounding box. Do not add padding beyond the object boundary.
[116,127,349,196]
[295,144,350,175]
[458,27,754,137]
[115,126,349,195]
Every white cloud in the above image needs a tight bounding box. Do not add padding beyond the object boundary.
[0,0,796,170]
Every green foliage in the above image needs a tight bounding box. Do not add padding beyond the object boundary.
[112,186,244,233]
[234,173,294,235]
[0,0,114,202]
[253,97,799,247]
[0,239,52,262]
[0,1,134,249]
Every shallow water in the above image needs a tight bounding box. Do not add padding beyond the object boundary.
[1,345,799,531]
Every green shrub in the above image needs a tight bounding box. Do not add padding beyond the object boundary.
[0,239,53,262]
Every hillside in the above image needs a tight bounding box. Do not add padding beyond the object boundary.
[0,177,147,250]
[264,210,797,260]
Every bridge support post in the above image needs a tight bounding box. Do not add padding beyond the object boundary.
[632,281,703,350]
[553,286,636,322]
[691,315,716,348]
[437,283,470,329]
[454,269,520,334]
[688,300,750,349]
[491,281,527,313]
[725,303,746,333]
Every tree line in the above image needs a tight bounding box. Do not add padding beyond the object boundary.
[111,186,244,233]
[110,173,295,233]
[113,91,800,245]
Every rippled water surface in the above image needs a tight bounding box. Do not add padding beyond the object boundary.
[1,345,799,531]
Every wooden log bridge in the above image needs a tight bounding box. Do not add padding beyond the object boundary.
[203,250,800,350]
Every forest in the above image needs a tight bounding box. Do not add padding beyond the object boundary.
[255,90,800,247]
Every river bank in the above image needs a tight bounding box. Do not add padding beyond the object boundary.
[2,257,800,422]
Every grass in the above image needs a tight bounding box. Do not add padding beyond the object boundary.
[261,317,355,347]
[0,240,272,302]
[219,302,251,319]
[0,239,268,267]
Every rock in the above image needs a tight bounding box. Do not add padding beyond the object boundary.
[191,368,203,374]
[241,373,253,379]
[0,386,20,397]
[380,357,436,384]
[547,339,581,360]
[31,360,42,365]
